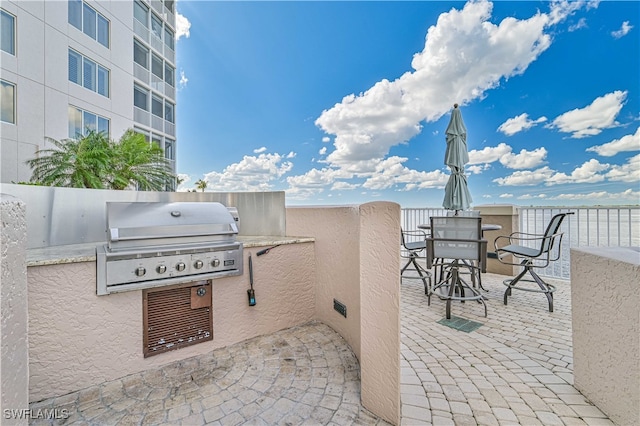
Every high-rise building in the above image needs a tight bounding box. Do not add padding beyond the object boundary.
[0,0,177,187]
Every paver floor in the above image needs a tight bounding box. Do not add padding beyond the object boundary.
[28,322,387,426]
[400,270,614,426]
[30,270,615,425]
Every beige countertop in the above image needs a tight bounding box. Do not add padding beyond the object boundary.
[27,236,315,267]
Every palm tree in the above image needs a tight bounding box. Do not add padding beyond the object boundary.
[108,130,174,191]
[196,179,207,192]
[26,131,111,189]
[26,129,175,191]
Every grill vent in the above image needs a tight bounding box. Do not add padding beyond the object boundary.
[143,282,213,358]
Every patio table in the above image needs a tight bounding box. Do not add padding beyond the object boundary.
[418,223,502,292]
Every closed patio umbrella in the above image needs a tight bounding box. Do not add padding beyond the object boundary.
[443,104,472,212]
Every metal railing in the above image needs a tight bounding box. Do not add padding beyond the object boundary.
[401,206,640,280]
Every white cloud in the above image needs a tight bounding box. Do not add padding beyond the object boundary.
[469,143,512,164]
[176,13,191,40]
[569,17,587,32]
[549,91,627,138]
[499,147,547,169]
[605,154,640,183]
[176,173,192,192]
[493,166,556,186]
[546,159,609,185]
[499,193,514,198]
[550,188,640,202]
[612,21,633,39]
[202,153,293,191]
[586,127,640,156]
[315,0,581,172]
[362,156,449,191]
[179,70,188,88]
[468,143,546,169]
[322,137,331,143]
[497,113,547,136]
[253,147,267,154]
[331,181,358,190]
[518,193,547,200]
[286,151,296,159]
[319,147,327,155]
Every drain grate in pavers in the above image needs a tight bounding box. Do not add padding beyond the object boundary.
[437,315,483,332]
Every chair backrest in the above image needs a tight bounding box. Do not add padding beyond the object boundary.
[429,216,482,260]
[446,210,480,217]
[541,213,572,253]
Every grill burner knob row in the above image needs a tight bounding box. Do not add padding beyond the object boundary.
[194,260,204,269]
[135,267,146,277]
[156,265,167,274]
[176,262,186,272]
[211,259,220,267]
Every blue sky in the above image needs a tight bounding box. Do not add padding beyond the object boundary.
[173,0,639,207]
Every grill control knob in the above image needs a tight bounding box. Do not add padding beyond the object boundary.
[176,262,186,272]
[135,267,146,277]
[194,260,204,269]
[156,265,167,274]
[211,259,220,267]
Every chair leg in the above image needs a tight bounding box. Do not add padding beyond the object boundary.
[410,257,431,295]
[503,266,528,306]
[529,269,554,312]
[445,267,458,319]
[503,261,555,312]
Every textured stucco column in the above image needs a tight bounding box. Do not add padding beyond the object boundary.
[474,204,519,276]
[571,247,640,426]
[287,202,400,425]
[1,194,29,425]
[358,202,400,425]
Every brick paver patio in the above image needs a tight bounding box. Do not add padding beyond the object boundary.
[29,271,614,425]
[401,271,613,426]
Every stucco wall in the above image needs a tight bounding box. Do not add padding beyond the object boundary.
[571,247,640,426]
[286,205,362,358]
[474,204,519,276]
[27,243,315,402]
[287,202,401,425]
[1,194,29,425]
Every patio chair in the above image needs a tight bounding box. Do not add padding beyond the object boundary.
[401,229,432,295]
[494,212,574,312]
[426,216,487,319]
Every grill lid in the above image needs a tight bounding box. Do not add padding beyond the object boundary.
[106,201,239,251]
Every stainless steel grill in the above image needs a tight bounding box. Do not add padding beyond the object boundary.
[97,201,243,295]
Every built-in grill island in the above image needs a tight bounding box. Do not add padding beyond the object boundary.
[96,201,243,296]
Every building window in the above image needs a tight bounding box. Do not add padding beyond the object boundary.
[134,0,148,27]
[69,49,110,97]
[134,84,149,111]
[165,138,174,160]
[83,57,96,91]
[1,9,16,55]
[97,15,109,47]
[165,0,174,14]
[68,49,82,84]
[1,79,15,124]
[68,106,109,138]
[68,0,82,29]
[151,95,163,117]
[151,13,163,40]
[152,53,163,79]
[164,101,174,123]
[152,134,162,149]
[134,127,150,142]
[134,39,148,69]
[164,26,174,51]
[68,0,109,48]
[164,63,174,87]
